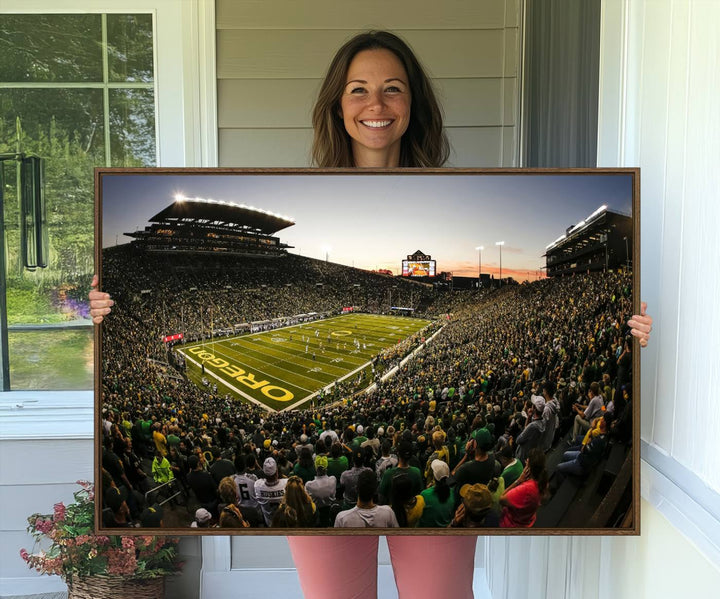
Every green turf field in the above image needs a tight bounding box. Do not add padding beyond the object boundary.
[176,313,433,412]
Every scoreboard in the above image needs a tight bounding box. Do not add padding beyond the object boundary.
[401,260,436,277]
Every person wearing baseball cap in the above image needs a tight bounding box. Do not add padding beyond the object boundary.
[450,483,499,528]
[417,459,456,528]
[452,428,498,510]
[423,430,450,486]
[191,507,213,528]
[254,457,288,526]
[140,503,164,528]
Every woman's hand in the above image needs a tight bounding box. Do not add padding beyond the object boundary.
[627,301,652,348]
[89,274,114,324]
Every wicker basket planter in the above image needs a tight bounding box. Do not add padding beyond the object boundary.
[67,575,165,599]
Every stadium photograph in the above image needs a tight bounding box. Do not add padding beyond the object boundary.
[96,169,639,535]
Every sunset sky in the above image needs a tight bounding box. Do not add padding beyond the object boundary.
[101,171,633,281]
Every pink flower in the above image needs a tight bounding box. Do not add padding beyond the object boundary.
[53,503,66,522]
[107,547,137,576]
[19,549,29,562]
[34,518,53,535]
[121,537,135,550]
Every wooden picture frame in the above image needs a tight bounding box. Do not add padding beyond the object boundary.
[95,167,640,536]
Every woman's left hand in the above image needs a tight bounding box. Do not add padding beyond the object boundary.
[627,301,653,348]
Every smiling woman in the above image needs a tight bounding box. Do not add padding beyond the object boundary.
[340,48,412,167]
[311,31,448,168]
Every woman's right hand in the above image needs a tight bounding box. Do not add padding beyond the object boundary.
[89,274,114,324]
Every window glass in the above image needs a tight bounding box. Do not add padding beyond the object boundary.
[109,88,156,167]
[0,14,103,82]
[0,13,155,390]
[8,330,94,390]
[107,14,154,83]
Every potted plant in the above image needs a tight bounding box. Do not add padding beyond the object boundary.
[20,480,182,599]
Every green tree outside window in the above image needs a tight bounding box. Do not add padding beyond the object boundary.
[0,13,156,390]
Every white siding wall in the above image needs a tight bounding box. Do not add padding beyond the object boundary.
[0,412,93,596]
[216,0,522,167]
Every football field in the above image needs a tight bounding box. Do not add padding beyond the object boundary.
[176,313,434,412]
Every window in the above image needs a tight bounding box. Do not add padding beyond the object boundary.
[0,13,156,390]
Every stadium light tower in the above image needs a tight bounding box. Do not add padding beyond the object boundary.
[496,241,505,286]
[475,246,484,288]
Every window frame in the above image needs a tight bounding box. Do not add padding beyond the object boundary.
[0,0,216,427]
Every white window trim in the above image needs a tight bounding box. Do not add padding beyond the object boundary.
[0,0,217,432]
[0,0,218,167]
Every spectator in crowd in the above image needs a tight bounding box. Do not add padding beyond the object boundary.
[218,476,240,512]
[209,446,236,486]
[152,423,168,457]
[293,446,316,484]
[294,433,314,458]
[254,457,288,526]
[515,398,546,463]
[151,449,174,485]
[335,469,399,528]
[190,507,213,529]
[305,456,337,509]
[499,448,548,528]
[319,422,339,446]
[418,459,455,528]
[539,381,560,452]
[271,503,299,528]
[423,430,450,486]
[389,472,424,527]
[453,429,498,500]
[102,486,133,528]
[379,439,423,504]
[140,503,164,528]
[497,442,523,488]
[375,438,398,482]
[187,454,219,519]
[282,476,317,528]
[340,450,373,509]
[232,454,262,527]
[219,503,250,528]
[611,384,633,444]
[572,381,605,440]
[450,483,499,528]
[360,425,381,458]
[555,413,613,483]
[327,441,349,495]
[102,436,133,494]
[121,438,151,494]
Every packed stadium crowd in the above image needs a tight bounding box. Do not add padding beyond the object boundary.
[100,244,634,529]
